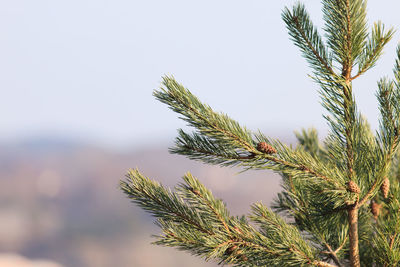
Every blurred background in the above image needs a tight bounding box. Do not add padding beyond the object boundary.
[1,0,400,266]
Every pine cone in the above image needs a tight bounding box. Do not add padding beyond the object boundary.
[256,142,276,154]
[381,178,390,198]
[370,201,381,219]
[347,180,360,194]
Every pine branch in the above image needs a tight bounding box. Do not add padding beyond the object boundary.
[173,127,345,195]
[395,45,400,85]
[158,77,345,199]
[250,203,322,266]
[321,242,343,267]
[372,228,400,266]
[154,76,256,153]
[320,3,370,265]
[272,172,349,265]
[322,0,368,69]
[358,140,397,208]
[120,169,213,235]
[178,173,232,234]
[250,138,349,208]
[170,130,256,167]
[121,169,334,266]
[316,76,358,182]
[358,48,400,207]
[282,3,335,76]
[295,128,328,160]
[376,78,400,151]
[285,1,362,191]
[365,166,400,265]
[352,22,395,80]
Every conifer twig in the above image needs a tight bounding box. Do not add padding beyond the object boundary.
[352,23,395,80]
[283,3,334,77]
[291,16,335,76]
[358,137,399,207]
[260,154,344,189]
[321,239,344,267]
[122,170,325,265]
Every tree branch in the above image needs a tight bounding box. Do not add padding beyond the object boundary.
[358,137,399,208]
[292,16,335,76]
[351,39,384,80]
[261,154,344,189]
[322,240,344,267]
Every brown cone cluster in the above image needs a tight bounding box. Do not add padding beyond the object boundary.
[381,178,390,198]
[370,201,381,219]
[256,142,276,154]
[347,180,360,194]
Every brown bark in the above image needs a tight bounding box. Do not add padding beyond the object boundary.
[348,206,360,267]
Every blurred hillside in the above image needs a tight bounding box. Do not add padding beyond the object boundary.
[0,139,282,267]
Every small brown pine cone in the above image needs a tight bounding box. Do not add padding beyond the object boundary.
[256,142,276,154]
[370,201,381,219]
[347,180,360,194]
[381,178,390,198]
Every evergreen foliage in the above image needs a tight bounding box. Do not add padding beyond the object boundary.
[121,1,400,266]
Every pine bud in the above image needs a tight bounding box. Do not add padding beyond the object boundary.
[256,142,276,154]
[347,181,360,194]
[370,201,381,219]
[381,178,390,198]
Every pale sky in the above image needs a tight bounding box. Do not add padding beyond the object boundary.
[1,1,400,149]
